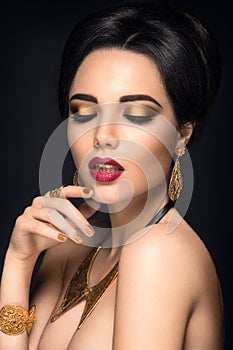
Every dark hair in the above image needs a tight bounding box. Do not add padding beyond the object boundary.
[58,2,221,128]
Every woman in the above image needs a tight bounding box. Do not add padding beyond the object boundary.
[0,2,224,349]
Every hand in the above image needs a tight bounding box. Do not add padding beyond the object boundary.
[8,185,99,261]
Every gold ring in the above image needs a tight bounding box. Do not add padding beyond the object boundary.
[49,185,65,198]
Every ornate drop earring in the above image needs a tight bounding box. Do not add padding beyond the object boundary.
[168,145,185,201]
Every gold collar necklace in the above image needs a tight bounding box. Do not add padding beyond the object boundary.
[50,246,118,330]
[50,199,174,330]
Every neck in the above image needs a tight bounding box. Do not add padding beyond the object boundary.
[104,186,169,248]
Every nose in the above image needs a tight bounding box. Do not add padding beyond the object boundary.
[93,124,119,149]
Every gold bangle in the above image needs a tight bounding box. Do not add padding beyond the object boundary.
[0,304,36,335]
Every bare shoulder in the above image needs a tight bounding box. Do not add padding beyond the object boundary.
[119,208,220,300]
[114,209,223,349]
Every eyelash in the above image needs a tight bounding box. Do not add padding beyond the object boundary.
[123,114,155,124]
[70,112,156,125]
[71,113,97,123]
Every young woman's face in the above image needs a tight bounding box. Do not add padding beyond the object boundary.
[67,49,179,205]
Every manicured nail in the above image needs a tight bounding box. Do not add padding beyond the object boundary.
[83,187,91,194]
[82,187,93,196]
[57,233,67,242]
[84,224,95,237]
[73,233,83,243]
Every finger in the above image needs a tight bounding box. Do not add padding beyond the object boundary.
[20,215,68,243]
[27,206,84,244]
[62,185,94,198]
[42,197,95,237]
[45,185,93,199]
[31,196,44,208]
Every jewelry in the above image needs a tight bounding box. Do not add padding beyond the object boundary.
[0,304,36,335]
[50,200,174,330]
[73,170,79,186]
[49,186,64,198]
[51,247,118,330]
[168,145,185,201]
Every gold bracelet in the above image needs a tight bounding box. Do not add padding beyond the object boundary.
[0,304,36,335]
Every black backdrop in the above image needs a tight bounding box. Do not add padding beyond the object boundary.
[0,0,232,348]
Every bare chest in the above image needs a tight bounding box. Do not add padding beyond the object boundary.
[38,279,117,350]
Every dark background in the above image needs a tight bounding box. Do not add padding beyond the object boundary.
[0,0,232,348]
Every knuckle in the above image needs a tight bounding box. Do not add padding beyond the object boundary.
[60,198,70,211]
[15,214,28,231]
[32,196,43,207]
[28,220,39,233]
[14,213,42,235]
[15,215,24,228]
[44,207,55,220]
[23,206,31,215]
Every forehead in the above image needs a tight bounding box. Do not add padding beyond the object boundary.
[69,49,165,102]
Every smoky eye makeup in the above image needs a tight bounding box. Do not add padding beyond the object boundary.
[69,102,159,125]
[122,104,158,124]
[70,105,98,123]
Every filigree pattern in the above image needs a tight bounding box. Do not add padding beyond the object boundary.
[168,158,182,201]
[50,247,118,330]
[0,304,36,335]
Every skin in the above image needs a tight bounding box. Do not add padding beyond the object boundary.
[67,49,189,246]
[0,49,223,350]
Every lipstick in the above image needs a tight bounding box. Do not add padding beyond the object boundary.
[88,157,124,182]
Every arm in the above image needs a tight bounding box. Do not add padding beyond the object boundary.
[0,249,37,350]
[0,241,70,350]
[0,186,96,350]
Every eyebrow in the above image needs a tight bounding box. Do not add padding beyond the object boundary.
[69,93,98,103]
[119,94,162,108]
[69,93,162,108]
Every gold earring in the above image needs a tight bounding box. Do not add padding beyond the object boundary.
[168,145,185,201]
[73,170,79,186]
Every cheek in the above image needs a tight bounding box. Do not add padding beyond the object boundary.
[131,136,173,196]
[67,121,92,167]
[69,137,90,168]
[137,133,173,173]
[118,135,172,194]
[150,141,173,174]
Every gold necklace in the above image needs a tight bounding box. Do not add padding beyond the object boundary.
[50,199,174,330]
[50,246,118,330]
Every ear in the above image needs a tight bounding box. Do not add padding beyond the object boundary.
[175,122,195,152]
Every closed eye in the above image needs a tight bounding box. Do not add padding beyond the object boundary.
[122,104,158,124]
[123,114,156,125]
[71,112,97,123]
[70,104,98,123]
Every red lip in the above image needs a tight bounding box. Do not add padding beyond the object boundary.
[88,157,124,182]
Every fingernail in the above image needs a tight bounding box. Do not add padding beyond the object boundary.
[82,187,93,195]
[73,233,83,243]
[84,224,95,237]
[57,234,67,242]
[83,187,91,194]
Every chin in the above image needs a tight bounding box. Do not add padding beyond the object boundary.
[92,180,134,208]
